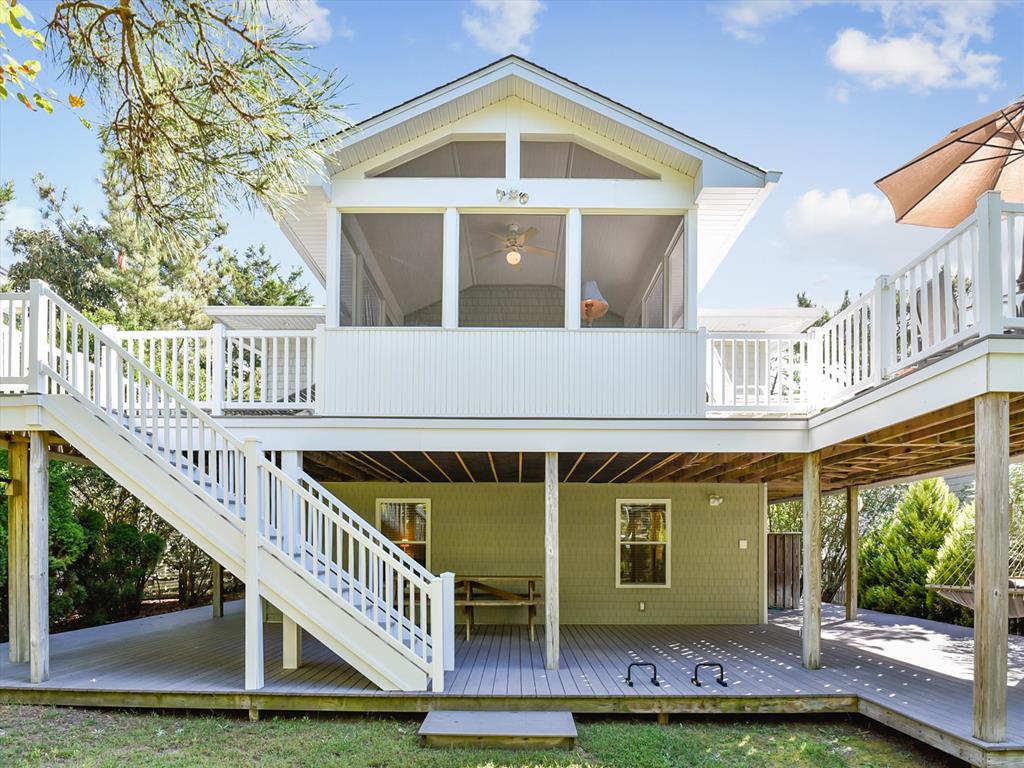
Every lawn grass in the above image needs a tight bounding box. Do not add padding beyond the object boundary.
[0,705,965,767]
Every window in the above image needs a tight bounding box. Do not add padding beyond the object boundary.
[376,499,430,568]
[616,500,670,587]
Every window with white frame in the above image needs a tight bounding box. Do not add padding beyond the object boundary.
[616,500,670,587]
[376,499,430,568]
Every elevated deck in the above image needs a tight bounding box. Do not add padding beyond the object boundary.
[2,602,1022,766]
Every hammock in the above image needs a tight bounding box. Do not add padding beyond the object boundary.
[926,506,1024,619]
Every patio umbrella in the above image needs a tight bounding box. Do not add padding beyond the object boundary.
[875,95,1024,228]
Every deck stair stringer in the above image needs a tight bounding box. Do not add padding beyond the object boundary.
[37,393,429,691]
[0,281,453,693]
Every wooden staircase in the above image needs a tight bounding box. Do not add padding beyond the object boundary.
[0,281,454,692]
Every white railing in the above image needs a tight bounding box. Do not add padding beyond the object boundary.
[1,282,449,689]
[1002,204,1024,329]
[811,291,878,406]
[706,333,808,413]
[885,214,979,374]
[115,326,318,413]
[0,293,29,389]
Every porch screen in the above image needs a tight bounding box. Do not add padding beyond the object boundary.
[617,501,670,586]
[377,500,429,567]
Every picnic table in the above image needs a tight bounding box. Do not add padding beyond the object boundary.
[455,575,543,642]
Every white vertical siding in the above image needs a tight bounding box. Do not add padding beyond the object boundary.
[321,328,703,418]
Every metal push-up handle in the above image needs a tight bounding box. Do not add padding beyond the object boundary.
[691,662,727,687]
[626,662,660,687]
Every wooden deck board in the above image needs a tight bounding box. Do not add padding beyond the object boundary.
[2,601,1023,764]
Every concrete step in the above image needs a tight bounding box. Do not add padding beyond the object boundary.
[418,710,576,749]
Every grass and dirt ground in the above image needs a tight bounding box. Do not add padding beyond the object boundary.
[0,705,968,767]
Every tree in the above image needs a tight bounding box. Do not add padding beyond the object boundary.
[211,244,312,307]
[859,479,963,621]
[769,483,905,603]
[0,453,89,633]
[38,0,348,247]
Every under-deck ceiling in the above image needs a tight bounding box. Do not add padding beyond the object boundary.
[302,395,1024,501]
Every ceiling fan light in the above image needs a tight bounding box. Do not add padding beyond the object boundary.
[505,249,522,266]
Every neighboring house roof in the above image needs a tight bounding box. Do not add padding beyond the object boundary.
[204,305,326,331]
[204,305,823,334]
[280,56,779,291]
[698,307,824,334]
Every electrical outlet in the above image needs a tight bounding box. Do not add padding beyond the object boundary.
[739,539,748,550]
[639,601,646,612]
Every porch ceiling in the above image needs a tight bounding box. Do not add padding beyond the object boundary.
[303,395,1024,500]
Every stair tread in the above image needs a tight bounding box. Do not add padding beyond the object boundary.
[419,711,577,739]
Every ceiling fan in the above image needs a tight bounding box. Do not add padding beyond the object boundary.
[476,224,555,269]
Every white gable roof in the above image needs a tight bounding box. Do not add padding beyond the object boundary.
[281,56,779,289]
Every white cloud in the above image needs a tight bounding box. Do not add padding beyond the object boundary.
[718,0,823,41]
[718,0,1001,94]
[266,0,335,44]
[828,1,1001,93]
[784,189,939,271]
[462,0,544,55]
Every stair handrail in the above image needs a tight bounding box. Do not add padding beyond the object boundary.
[25,281,449,680]
[299,471,435,584]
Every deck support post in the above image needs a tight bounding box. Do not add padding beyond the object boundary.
[802,451,821,670]
[244,438,265,691]
[211,561,224,618]
[28,432,49,683]
[759,483,769,624]
[282,615,303,670]
[7,437,29,664]
[442,207,460,329]
[845,486,859,621]
[973,392,1009,742]
[544,451,559,671]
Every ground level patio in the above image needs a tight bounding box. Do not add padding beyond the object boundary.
[2,602,1022,766]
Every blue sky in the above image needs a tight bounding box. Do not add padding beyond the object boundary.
[1,0,1022,311]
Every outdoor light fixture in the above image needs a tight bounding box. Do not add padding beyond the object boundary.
[505,249,522,266]
[495,188,529,205]
[580,280,609,326]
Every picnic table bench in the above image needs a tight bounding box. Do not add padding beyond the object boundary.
[455,575,543,642]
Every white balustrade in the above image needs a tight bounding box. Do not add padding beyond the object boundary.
[706,333,808,413]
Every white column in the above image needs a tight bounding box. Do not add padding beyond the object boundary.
[211,561,224,618]
[802,451,821,670]
[210,323,225,416]
[684,210,699,330]
[28,432,49,683]
[325,208,342,328]
[564,209,582,329]
[505,109,520,184]
[544,451,560,670]
[759,483,769,624]
[975,191,1004,339]
[282,615,303,670]
[442,207,460,329]
[974,392,1009,742]
[845,486,859,621]
[279,450,304,670]
[244,438,265,691]
[7,437,29,664]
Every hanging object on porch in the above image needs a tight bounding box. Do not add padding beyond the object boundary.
[581,280,609,326]
[926,504,1024,619]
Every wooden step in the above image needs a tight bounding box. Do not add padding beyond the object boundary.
[419,710,576,749]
